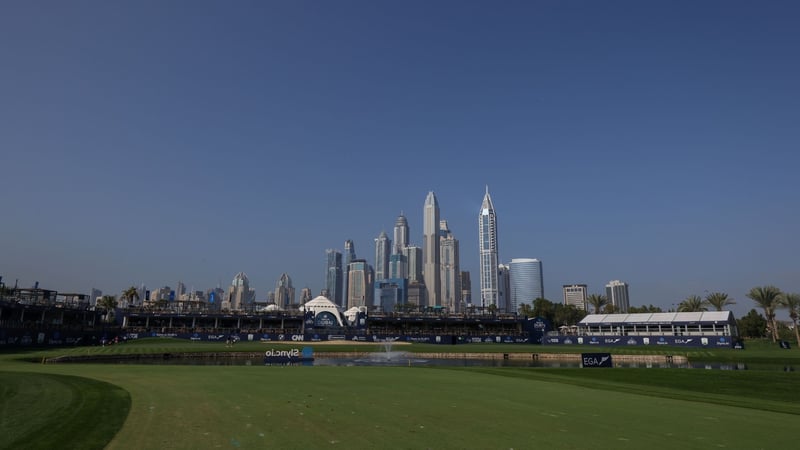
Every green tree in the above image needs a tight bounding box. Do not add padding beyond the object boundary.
[628,304,663,313]
[705,292,735,311]
[121,286,140,307]
[586,294,608,314]
[602,303,618,314]
[517,303,534,317]
[553,304,586,326]
[98,295,118,323]
[736,309,767,338]
[746,285,783,342]
[532,298,555,323]
[781,293,800,348]
[678,295,708,312]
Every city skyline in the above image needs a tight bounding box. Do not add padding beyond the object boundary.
[2,2,799,319]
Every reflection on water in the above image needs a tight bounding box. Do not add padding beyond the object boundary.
[93,356,794,371]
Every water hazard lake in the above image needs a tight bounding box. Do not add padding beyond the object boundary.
[79,353,794,371]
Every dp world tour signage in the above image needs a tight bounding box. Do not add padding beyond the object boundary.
[581,353,613,368]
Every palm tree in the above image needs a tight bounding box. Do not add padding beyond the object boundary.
[705,292,735,311]
[781,293,800,348]
[98,295,118,323]
[678,295,708,312]
[587,294,608,314]
[746,285,783,342]
[121,286,140,307]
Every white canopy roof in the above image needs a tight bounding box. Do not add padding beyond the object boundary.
[579,311,735,326]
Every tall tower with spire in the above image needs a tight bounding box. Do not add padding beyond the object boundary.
[423,191,441,307]
[479,186,499,308]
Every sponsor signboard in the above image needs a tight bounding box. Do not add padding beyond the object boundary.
[264,347,314,364]
[542,335,735,348]
[581,353,613,368]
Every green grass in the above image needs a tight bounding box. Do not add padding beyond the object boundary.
[2,339,800,449]
[0,372,130,450]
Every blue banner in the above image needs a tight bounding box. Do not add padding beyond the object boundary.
[542,335,735,348]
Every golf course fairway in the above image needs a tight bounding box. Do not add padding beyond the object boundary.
[1,359,798,449]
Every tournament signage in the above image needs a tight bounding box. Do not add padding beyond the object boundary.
[264,347,314,364]
[581,352,613,368]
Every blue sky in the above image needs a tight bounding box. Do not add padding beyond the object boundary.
[1,1,798,317]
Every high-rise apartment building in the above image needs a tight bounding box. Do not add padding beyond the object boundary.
[479,187,499,308]
[274,273,295,309]
[460,271,472,310]
[342,240,356,309]
[509,258,544,312]
[389,253,407,279]
[325,249,343,306]
[606,280,630,313]
[423,191,441,307]
[175,281,186,300]
[497,264,510,312]
[563,284,588,310]
[228,272,251,310]
[374,231,391,281]
[393,213,409,255]
[347,259,372,309]
[403,246,423,283]
[439,220,461,312]
[375,278,408,312]
[407,281,426,307]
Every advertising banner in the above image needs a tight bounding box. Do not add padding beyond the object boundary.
[543,335,735,348]
[581,353,613,368]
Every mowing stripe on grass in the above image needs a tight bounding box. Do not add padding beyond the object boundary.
[0,372,130,450]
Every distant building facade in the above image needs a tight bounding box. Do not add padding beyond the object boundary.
[460,271,472,310]
[606,280,630,313]
[228,272,252,310]
[325,249,344,307]
[509,258,544,312]
[563,284,588,310]
[423,191,441,307]
[274,273,295,309]
[479,187,499,307]
[497,264,510,312]
[439,220,461,312]
[374,231,391,281]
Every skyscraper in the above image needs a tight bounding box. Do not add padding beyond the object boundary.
[479,186,499,308]
[403,246,423,283]
[342,240,356,309]
[300,287,313,303]
[325,249,343,306]
[563,284,588,310]
[374,231,391,281]
[274,273,295,309]
[460,271,472,310]
[497,264,510,312]
[439,220,461,312]
[228,272,251,310]
[389,253,407,279]
[423,191,440,307]
[347,259,371,309]
[606,280,630,313]
[393,213,409,255]
[509,258,544,312]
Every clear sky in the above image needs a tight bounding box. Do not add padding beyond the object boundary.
[1,1,798,318]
